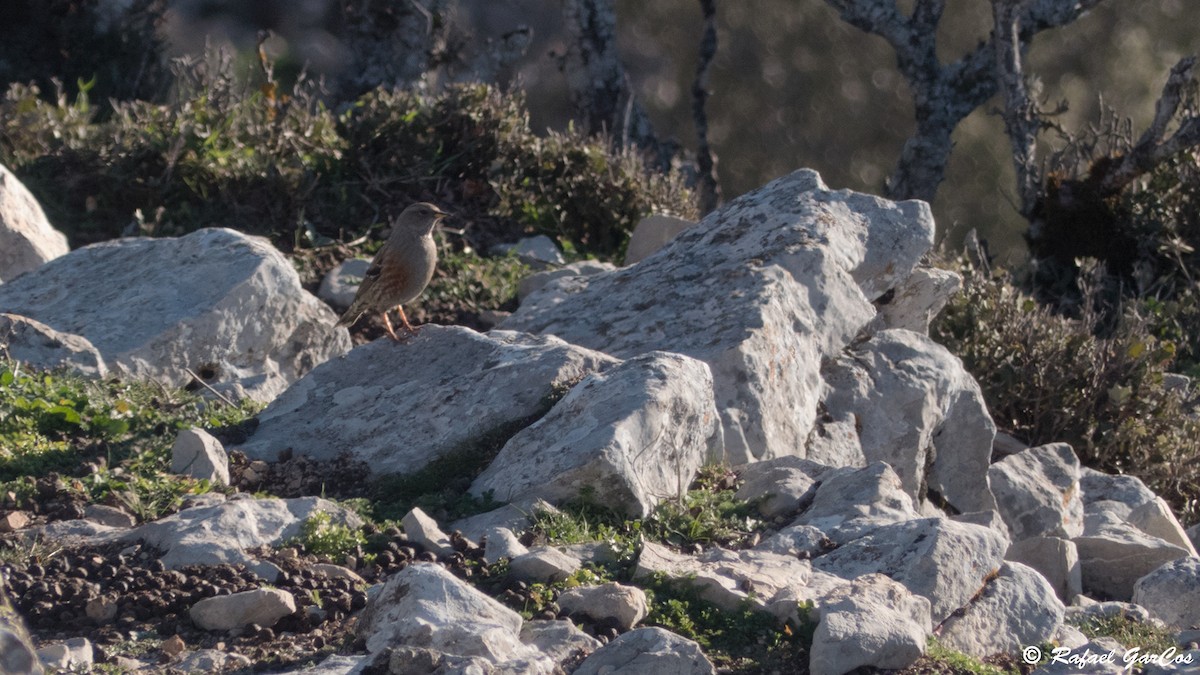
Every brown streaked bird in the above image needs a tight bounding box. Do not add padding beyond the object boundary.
[336,202,448,341]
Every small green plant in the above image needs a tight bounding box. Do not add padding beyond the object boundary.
[0,359,257,521]
[534,465,761,547]
[642,572,809,672]
[647,465,760,549]
[1070,612,1178,655]
[421,248,529,316]
[922,638,1018,675]
[292,510,366,561]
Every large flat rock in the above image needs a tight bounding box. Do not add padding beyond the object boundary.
[239,326,617,477]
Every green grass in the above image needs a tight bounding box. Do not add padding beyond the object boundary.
[522,466,796,671]
[530,465,763,556]
[423,247,530,315]
[641,572,811,672]
[0,359,258,521]
[1070,612,1178,654]
[922,638,1019,675]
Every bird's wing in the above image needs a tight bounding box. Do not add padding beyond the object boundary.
[335,260,385,326]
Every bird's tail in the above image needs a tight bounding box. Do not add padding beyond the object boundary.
[335,307,360,328]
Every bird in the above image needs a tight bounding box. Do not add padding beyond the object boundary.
[336,202,449,341]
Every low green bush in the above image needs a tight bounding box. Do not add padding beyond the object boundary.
[934,258,1200,524]
[1,55,695,260]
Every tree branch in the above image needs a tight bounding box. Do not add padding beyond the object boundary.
[558,0,668,168]
[692,0,721,214]
[825,0,1106,203]
[1101,56,1200,193]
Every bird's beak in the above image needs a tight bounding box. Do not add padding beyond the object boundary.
[432,207,450,229]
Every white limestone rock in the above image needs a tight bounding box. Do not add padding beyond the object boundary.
[1074,510,1192,600]
[518,260,616,302]
[1079,468,1157,511]
[734,456,827,518]
[470,352,721,517]
[812,517,1008,623]
[483,527,529,565]
[0,163,68,283]
[757,524,832,559]
[558,583,649,631]
[240,326,616,476]
[189,588,296,631]
[357,563,544,669]
[874,265,961,334]
[401,507,456,559]
[821,329,997,514]
[809,574,930,675]
[1006,536,1083,602]
[509,547,581,584]
[764,569,854,624]
[170,427,230,486]
[0,591,42,675]
[952,510,1011,541]
[310,564,366,585]
[989,443,1084,542]
[450,498,557,544]
[318,257,370,310]
[82,505,136,529]
[803,413,867,468]
[504,169,935,464]
[174,650,253,673]
[572,627,715,675]
[519,620,601,669]
[939,562,1066,658]
[0,228,350,402]
[35,637,91,672]
[634,541,813,613]
[0,313,107,377]
[494,234,566,267]
[791,462,920,545]
[1133,557,1200,630]
[124,496,361,576]
[1128,498,1198,557]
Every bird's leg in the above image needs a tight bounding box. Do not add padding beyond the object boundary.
[395,306,419,334]
[381,310,401,341]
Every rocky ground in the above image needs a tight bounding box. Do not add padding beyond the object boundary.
[3,167,1200,675]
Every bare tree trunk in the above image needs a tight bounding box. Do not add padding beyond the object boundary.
[558,0,670,168]
[992,0,1040,218]
[692,0,721,214]
[336,0,448,99]
[825,0,1103,203]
